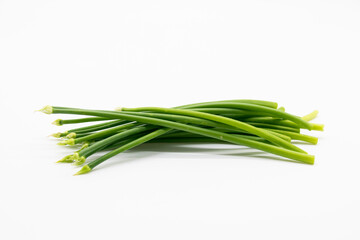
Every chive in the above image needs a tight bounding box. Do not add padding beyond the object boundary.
[152,137,234,143]
[59,122,141,145]
[302,110,319,122]
[75,124,314,175]
[266,129,319,145]
[153,136,269,143]
[176,99,278,109]
[174,102,312,130]
[62,125,157,165]
[188,107,265,116]
[38,99,323,176]
[205,128,292,142]
[119,107,305,153]
[66,119,127,134]
[50,132,69,138]
[52,107,296,150]
[309,123,324,131]
[240,117,299,128]
[246,122,300,133]
[52,106,303,153]
[77,125,157,159]
[157,132,271,143]
[65,132,90,139]
[52,117,109,126]
[47,106,312,162]
[119,111,228,128]
[74,128,172,175]
[112,111,293,139]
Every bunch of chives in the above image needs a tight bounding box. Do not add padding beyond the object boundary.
[38,99,324,175]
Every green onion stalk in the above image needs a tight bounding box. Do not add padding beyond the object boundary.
[38,100,323,175]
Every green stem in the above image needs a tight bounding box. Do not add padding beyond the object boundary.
[78,125,156,158]
[176,102,312,130]
[53,117,109,125]
[50,107,313,164]
[76,123,314,174]
[67,119,127,134]
[240,117,299,129]
[53,107,297,151]
[120,107,305,153]
[188,108,266,117]
[176,99,278,109]
[267,129,318,144]
[72,122,140,145]
[302,110,319,121]
[247,122,300,133]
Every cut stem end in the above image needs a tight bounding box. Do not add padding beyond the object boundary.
[74,165,92,175]
[52,119,62,126]
[38,105,53,114]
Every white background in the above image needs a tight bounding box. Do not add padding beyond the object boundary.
[0,0,359,239]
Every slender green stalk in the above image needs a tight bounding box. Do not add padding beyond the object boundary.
[173,102,312,130]
[205,127,292,142]
[39,104,322,175]
[106,131,272,144]
[267,129,318,144]
[58,126,156,165]
[65,132,91,139]
[66,119,127,134]
[52,107,304,153]
[74,128,172,175]
[52,117,109,126]
[152,137,233,143]
[50,132,68,138]
[157,132,270,143]
[119,111,229,128]
[119,107,305,153]
[241,117,299,129]
[77,125,156,159]
[115,112,292,141]
[45,106,313,163]
[59,122,141,145]
[187,108,265,117]
[51,107,298,152]
[247,122,300,133]
[176,99,278,109]
[309,123,324,131]
[38,99,323,176]
[66,125,291,148]
[75,123,314,175]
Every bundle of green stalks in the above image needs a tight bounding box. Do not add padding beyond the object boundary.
[38,100,324,175]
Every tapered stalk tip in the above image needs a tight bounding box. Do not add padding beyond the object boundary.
[74,165,92,175]
[56,155,74,163]
[78,143,89,151]
[57,138,75,146]
[50,132,62,138]
[73,156,86,166]
[72,153,86,166]
[37,105,53,114]
[52,119,62,126]
[66,132,76,139]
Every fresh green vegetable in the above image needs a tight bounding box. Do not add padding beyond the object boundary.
[38,99,323,175]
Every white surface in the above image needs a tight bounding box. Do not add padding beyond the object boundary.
[0,0,359,239]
